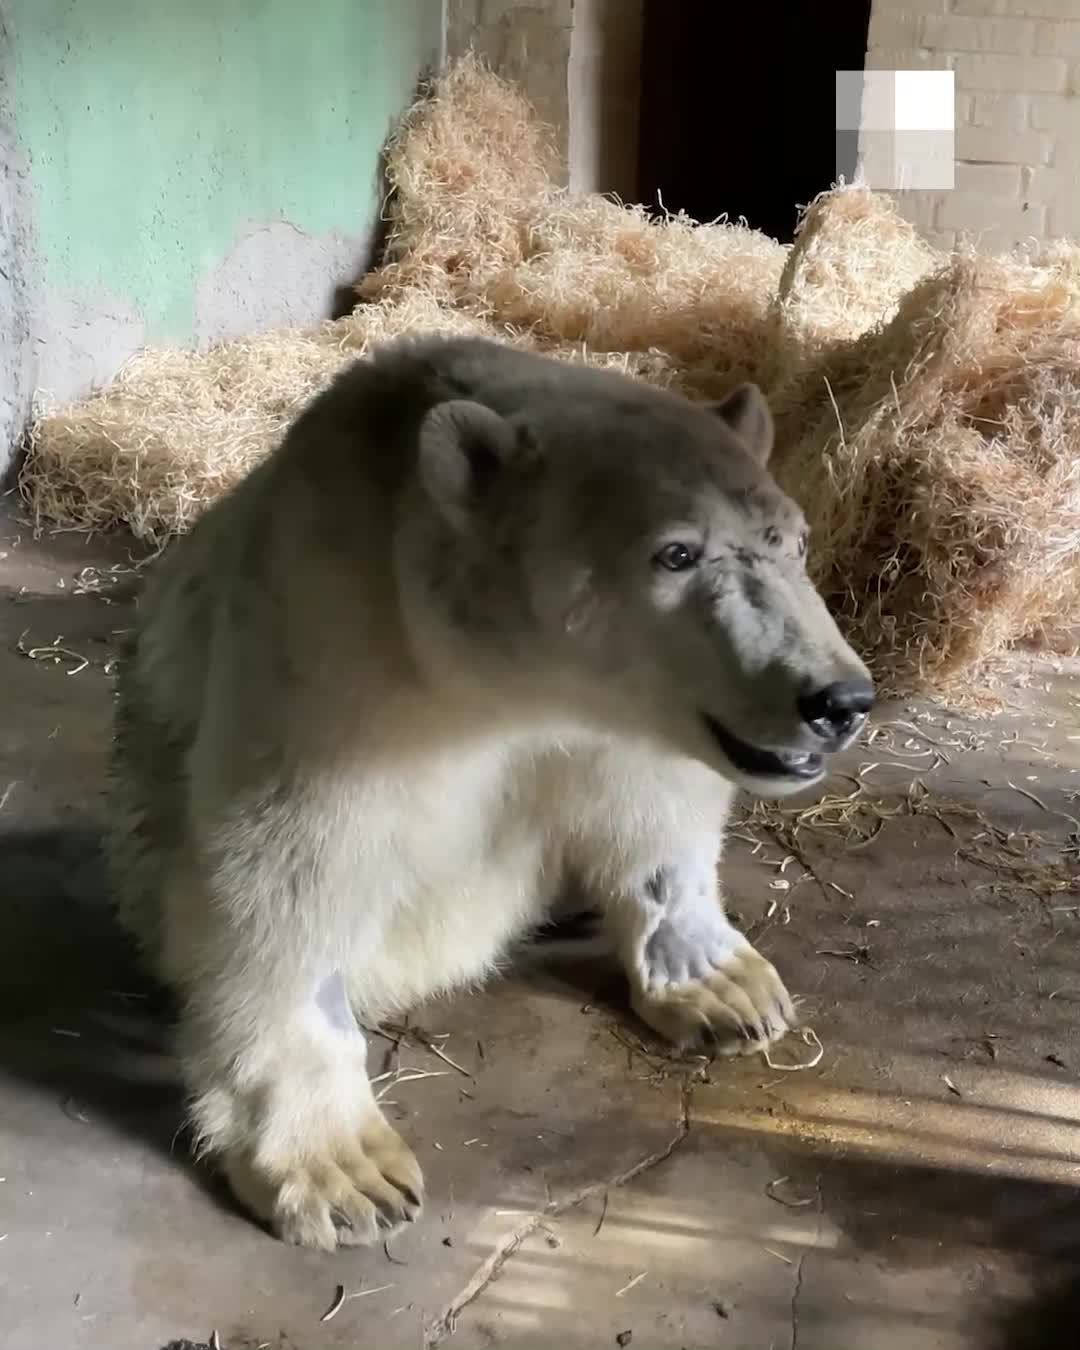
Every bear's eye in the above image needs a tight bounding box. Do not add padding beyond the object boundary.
[798,530,810,559]
[653,542,701,573]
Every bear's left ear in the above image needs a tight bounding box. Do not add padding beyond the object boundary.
[707,383,774,465]
[417,399,519,531]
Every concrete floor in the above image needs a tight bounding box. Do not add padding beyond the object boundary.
[1,506,1078,1350]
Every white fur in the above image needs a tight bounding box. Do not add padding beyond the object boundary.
[147,712,786,1249]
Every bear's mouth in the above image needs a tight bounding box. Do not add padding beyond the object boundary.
[701,713,824,781]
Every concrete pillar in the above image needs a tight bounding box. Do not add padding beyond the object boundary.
[445,0,644,196]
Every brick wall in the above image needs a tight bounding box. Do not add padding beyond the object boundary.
[863,0,1080,251]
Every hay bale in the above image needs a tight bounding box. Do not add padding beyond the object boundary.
[360,53,557,306]
[23,331,341,544]
[768,183,942,410]
[485,196,787,392]
[22,294,503,545]
[776,184,941,351]
[360,54,787,392]
[339,288,502,351]
[773,250,1080,694]
[23,277,677,545]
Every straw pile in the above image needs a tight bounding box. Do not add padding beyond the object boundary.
[489,196,787,394]
[767,184,941,412]
[772,249,1080,691]
[361,56,788,393]
[358,55,560,305]
[774,186,940,354]
[24,294,499,545]
[20,55,1080,693]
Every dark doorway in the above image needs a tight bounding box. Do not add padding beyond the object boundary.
[637,0,874,242]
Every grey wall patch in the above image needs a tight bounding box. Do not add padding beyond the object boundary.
[0,19,34,476]
[194,219,376,346]
[34,289,146,407]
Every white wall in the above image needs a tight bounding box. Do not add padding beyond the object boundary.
[864,0,1080,252]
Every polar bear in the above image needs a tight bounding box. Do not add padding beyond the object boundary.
[108,335,873,1250]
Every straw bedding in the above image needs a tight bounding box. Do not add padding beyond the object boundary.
[771,252,1080,691]
[20,56,1080,693]
[22,293,500,545]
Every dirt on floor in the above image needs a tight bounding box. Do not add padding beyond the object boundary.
[0,503,1078,1350]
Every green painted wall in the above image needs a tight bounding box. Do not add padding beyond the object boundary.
[5,0,441,344]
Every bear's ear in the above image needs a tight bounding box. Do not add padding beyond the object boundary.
[418,399,519,530]
[707,383,774,465]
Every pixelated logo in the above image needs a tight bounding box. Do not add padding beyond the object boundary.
[837,70,955,191]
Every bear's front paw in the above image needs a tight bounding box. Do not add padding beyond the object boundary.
[224,1114,424,1251]
[631,923,795,1055]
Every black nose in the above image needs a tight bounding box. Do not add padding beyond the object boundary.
[798,679,874,742]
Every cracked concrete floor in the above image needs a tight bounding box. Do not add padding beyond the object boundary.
[1,509,1079,1350]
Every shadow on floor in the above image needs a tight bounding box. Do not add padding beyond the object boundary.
[0,822,143,1020]
[0,823,632,1232]
[995,1275,1080,1350]
[0,822,225,1195]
